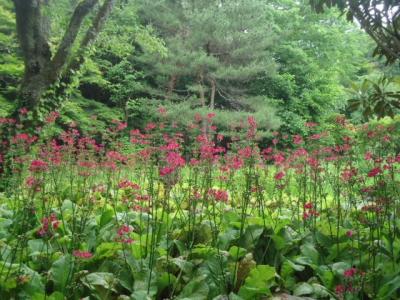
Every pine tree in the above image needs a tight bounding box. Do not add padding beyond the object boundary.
[136,0,277,110]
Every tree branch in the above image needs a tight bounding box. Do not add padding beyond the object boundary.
[50,0,99,77]
[61,0,117,82]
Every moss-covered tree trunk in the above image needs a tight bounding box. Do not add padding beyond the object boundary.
[12,0,116,118]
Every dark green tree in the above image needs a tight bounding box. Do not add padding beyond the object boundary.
[310,0,400,63]
[137,0,277,110]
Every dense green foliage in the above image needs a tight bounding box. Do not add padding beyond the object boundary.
[0,1,400,299]
[1,0,397,135]
[1,113,400,299]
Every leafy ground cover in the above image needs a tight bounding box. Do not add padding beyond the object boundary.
[0,111,400,299]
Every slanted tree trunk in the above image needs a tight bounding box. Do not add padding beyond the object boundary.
[166,74,177,100]
[209,78,216,110]
[59,0,117,95]
[12,0,116,117]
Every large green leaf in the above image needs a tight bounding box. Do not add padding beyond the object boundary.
[293,282,313,296]
[176,275,209,300]
[377,276,400,299]
[81,272,118,292]
[50,254,74,292]
[238,265,276,300]
[300,243,319,266]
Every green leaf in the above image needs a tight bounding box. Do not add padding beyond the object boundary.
[293,282,313,296]
[229,246,247,261]
[95,242,122,260]
[238,265,276,300]
[331,262,351,276]
[50,254,74,292]
[99,205,115,227]
[20,265,45,296]
[48,292,65,300]
[177,275,209,300]
[377,276,400,299]
[300,243,319,265]
[81,272,117,292]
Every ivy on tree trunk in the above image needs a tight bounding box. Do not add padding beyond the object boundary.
[12,0,116,118]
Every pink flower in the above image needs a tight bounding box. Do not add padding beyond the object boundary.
[115,224,134,244]
[364,151,373,161]
[158,106,167,116]
[309,133,322,140]
[346,230,354,237]
[160,167,174,176]
[45,111,60,123]
[208,189,228,202]
[117,224,132,236]
[305,122,318,127]
[207,112,216,119]
[307,157,319,169]
[341,168,357,182]
[166,152,185,168]
[293,135,303,144]
[273,153,285,165]
[37,214,60,236]
[335,284,346,295]
[344,267,357,278]
[73,250,93,259]
[106,151,126,163]
[118,180,140,190]
[29,160,49,172]
[145,122,157,131]
[274,171,285,180]
[367,167,381,177]
[304,202,313,209]
[19,107,28,115]
[238,146,253,159]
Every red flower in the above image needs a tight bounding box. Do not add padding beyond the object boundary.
[106,151,126,163]
[118,180,140,190]
[272,153,285,165]
[158,106,167,116]
[274,171,285,180]
[344,267,357,278]
[29,160,49,172]
[45,111,60,123]
[293,135,303,144]
[335,284,345,295]
[367,167,381,177]
[19,107,28,115]
[145,122,157,131]
[208,189,229,202]
[160,166,174,176]
[166,152,185,168]
[207,112,216,119]
[305,122,318,127]
[73,250,93,259]
[304,202,313,209]
[341,168,357,182]
[364,151,373,161]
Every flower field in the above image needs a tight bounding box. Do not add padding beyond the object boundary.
[1,112,400,300]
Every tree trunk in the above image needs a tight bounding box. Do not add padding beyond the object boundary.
[54,0,116,105]
[13,0,52,110]
[166,74,177,100]
[12,0,116,115]
[209,78,216,110]
[198,73,206,108]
